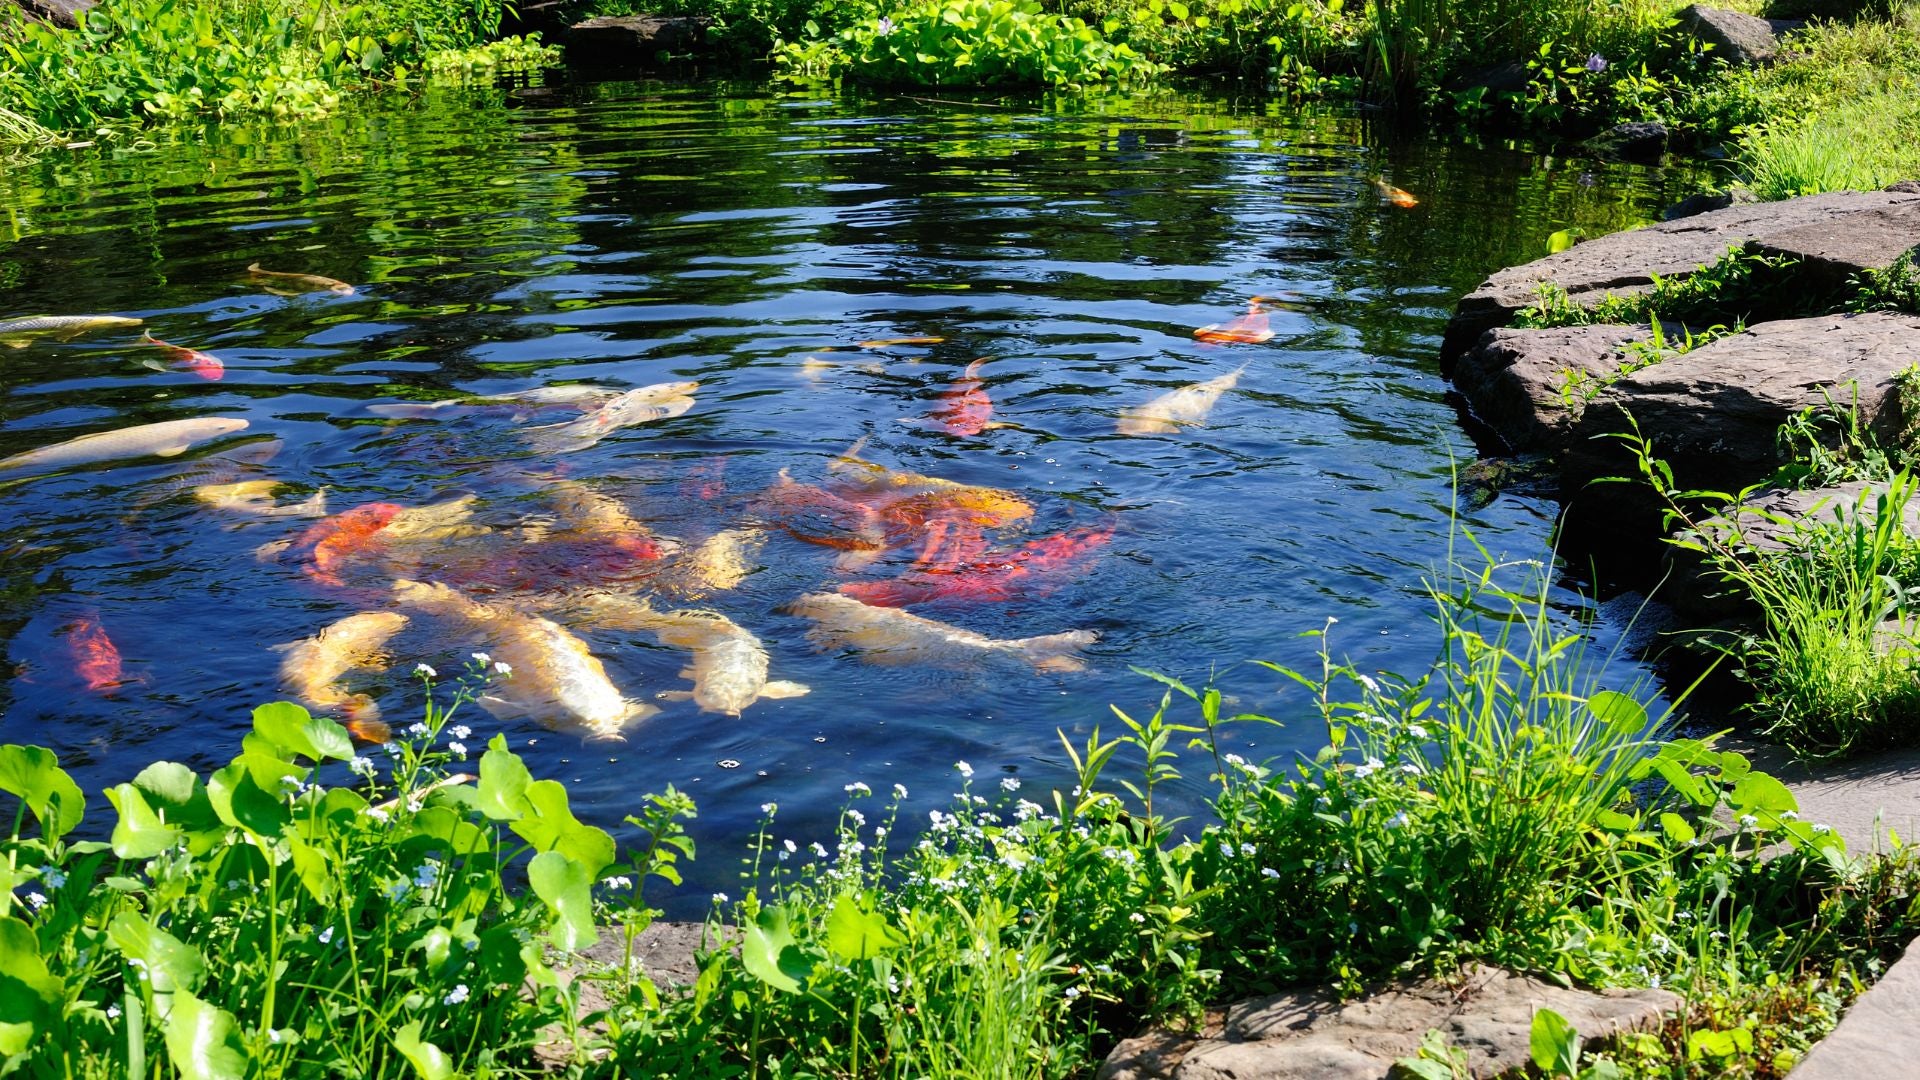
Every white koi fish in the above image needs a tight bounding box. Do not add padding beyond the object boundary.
[784,592,1095,673]
[1115,365,1245,436]
[0,417,248,472]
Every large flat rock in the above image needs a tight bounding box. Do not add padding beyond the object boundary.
[1451,323,1653,453]
[1443,191,1920,361]
[1100,965,1677,1080]
[1790,937,1920,1079]
[564,14,712,67]
[1755,202,1920,296]
[1561,312,1920,548]
[1733,738,1920,855]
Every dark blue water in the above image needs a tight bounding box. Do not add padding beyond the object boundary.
[0,82,1704,903]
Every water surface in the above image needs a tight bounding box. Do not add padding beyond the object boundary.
[0,82,1703,901]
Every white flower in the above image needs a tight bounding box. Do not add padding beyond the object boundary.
[1356,673,1379,693]
[1738,814,1758,829]
[1386,811,1409,828]
[381,742,402,758]
[848,809,866,827]
[1261,867,1281,879]
[1217,841,1233,859]
[1238,842,1256,857]
[268,1029,284,1044]
[711,892,729,905]
[955,761,974,779]
[810,842,828,857]
[1353,757,1383,779]
[1001,777,1021,792]
[450,725,471,740]
[106,1005,121,1020]
[1129,912,1146,924]
[761,802,777,815]
[226,879,244,891]
[493,661,512,676]
[603,876,633,890]
[40,866,66,889]
[1400,763,1421,775]
[349,756,375,778]
[368,807,390,824]
[471,652,491,665]
[783,839,798,853]
[1407,724,1428,739]
[443,984,470,1005]
[448,741,468,759]
[25,892,47,910]
[1063,986,1082,1000]
[845,781,871,795]
[1101,847,1121,860]
[407,722,429,737]
[414,663,437,678]
[1781,810,1799,821]
[1814,823,1832,834]
[893,783,909,799]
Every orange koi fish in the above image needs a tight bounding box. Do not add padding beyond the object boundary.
[292,502,404,586]
[682,456,729,501]
[841,523,1113,607]
[1371,178,1419,208]
[913,514,994,570]
[66,616,127,692]
[1193,299,1274,345]
[929,358,997,436]
[857,336,945,348]
[143,334,224,380]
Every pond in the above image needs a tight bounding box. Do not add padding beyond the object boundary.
[0,80,1702,905]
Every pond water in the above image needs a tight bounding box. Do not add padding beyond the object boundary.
[0,80,1702,904]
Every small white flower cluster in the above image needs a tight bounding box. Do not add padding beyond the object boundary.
[603,876,634,890]
[443,984,470,1006]
[845,781,871,795]
[954,761,974,779]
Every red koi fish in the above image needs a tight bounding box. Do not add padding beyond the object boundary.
[929,358,997,436]
[1371,178,1419,208]
[682,456,729,501]
[748,471,887,553]
[293,502,404,586]
[436,534,666,596]
[1193,299,1273,345]
[841,523,1113,606]
[66,616,127,692]
[913,514,993,571]
[144,334,225,380]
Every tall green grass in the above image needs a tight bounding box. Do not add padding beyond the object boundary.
[1739,89,1920,200]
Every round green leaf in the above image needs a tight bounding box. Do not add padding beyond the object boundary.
[0,745,85,840]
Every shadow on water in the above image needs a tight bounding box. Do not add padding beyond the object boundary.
[0,80,1708,907]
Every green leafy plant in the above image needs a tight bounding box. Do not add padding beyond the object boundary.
[1515,246,1803,331]
[781,0,1161,87]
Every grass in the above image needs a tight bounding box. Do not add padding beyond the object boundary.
[1737,89,1920,201]
[4,534,1917,1076]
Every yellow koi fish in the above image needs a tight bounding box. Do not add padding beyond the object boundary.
[785,592,1095,673]
[273,612,409,727]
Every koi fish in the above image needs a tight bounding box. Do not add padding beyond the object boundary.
[286,502,404,586]
[565,594,808,716]
[65,616,128,693]
[661,527,766,598]
[365,383,627,420]
[798,356,837,383]
[1193,299,1274,345]
[858,337,945,348]
[912,515,993,571]
[542,481,656,543]
[194,479,329,519]
[522,381,698,454]
[682,456,728,501]
[922,357,1000,436]
[1371,178,1419,208]
[0,314,143,347]
[785,592,1096,673]
[391,580,655,741]
[273,611,409,728]
[0,417,249,473]
[747,469,887,553]
[143,334,224,380]
[840,523,1113,607]
[248,263,356,296]
[381,495,491,543]
[1116,365,1245,436]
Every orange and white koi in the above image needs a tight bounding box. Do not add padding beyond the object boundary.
[273,611,409,727]
[1371,178,1419,208]
[1193,298,1274,345]
[143,334,224,380]
[841,523,1113,606]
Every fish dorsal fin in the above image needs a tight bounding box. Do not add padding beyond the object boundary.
[761,680,810,700]
[963,357,989,379]
[154,444,190,458]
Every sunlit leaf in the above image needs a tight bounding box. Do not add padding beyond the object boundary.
[251,702,352,763]
[108,913,205,1006]
[742,905,810,993]
[825,894,905,960]
[1530,1007,1580,1074]
[1586,690,1646,733]
[0,916,60,1055]
[0,744,85,840]
[105,784,183,859]
[527,851,597,953]
[394,1020,458,1080]
[475,735,532,821]
[510,780,614,878]
[164,990,247,1080]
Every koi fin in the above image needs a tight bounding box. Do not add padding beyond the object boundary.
[761,680,810,700]
[1012,629,1098,674]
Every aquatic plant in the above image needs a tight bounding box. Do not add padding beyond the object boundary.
[778,0,1161,87]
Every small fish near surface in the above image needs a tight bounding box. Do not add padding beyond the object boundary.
[0,314,143,348]
[1193,298,1274,345]
[521,381,699,454]
[0,416,249,473]
[247,262,356,296]
[857,336,946,348]
[1371,178,1420,208]
[840,523,1114,607]
[1115,365,1245,436]
[194,479,329,519]
[142,334,225,380]
[65,615,135,693]
[391,580,655,741]
[273,611,410,735]
[908,357,1005,436]
[785,591,1097,673]
[365,383,628,421]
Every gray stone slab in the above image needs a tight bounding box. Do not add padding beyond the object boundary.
[1450,323,1653,453]
[1790,939,1920,1080]
[1442,191,1920,361]
[1755,201,1920,297]
[1100,965,1677,1080]
[1731,738,1920,855]
[1682,5,1781,65]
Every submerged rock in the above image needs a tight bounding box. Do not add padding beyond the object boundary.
[1099,964,1677,1080]
[1450,323,1653,453]
[1584,121,1670,164]
[1662,187,1758,222]
[1442,190,1920,361]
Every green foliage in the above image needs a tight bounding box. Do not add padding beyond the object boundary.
[781,0,1161,87]
[1554,316,1744,412]
[1515,246,1804,331]
[0,0,533,137]
[1738,89,1920,201]
[1853,245,1920,316]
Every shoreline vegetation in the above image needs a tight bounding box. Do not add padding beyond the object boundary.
[7,544,1918,1077]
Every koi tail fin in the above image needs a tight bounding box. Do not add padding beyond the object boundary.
[1012,629,1098,673]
